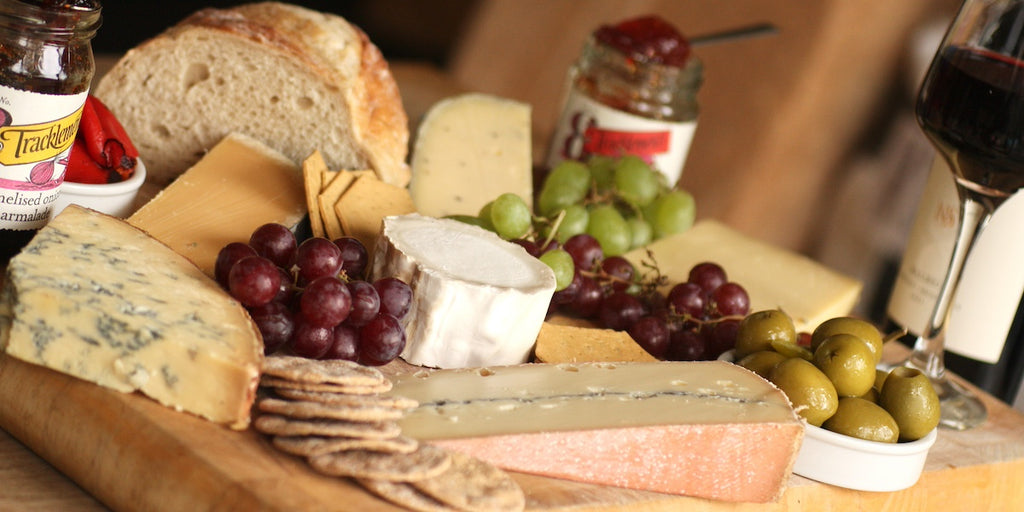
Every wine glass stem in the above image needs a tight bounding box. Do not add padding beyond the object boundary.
[908,194,993,380]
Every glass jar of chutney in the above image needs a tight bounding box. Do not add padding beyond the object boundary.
[546,15,702,187]
[0,0,101,262]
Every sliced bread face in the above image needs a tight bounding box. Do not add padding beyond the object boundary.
[95,2,409,188]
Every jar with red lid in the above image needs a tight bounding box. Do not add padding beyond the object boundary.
[0,0,101,262]
[546,15,702,187]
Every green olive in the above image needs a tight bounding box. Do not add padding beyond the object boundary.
[737,350,788,379]
[813,333,876,398]
[874,368,889,393]
[770,338,813,361]
[810,317,884,363]
[879,367,941,442]
[735,309,796,359]
[822,397,899,443]
[769,357,838,427]
[859,386,880,403]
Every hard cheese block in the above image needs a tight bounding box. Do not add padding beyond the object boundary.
[371,214,555,368]
[388,361,803,502]
[128,132,305,277]
[0,205,263,429]
[409,93,533,217]
[627,220,862,332]
[533,320,658,363]
[334,174,416,253]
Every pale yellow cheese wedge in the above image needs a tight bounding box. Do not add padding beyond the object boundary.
[627,220,862,332]
[409,93,533,217]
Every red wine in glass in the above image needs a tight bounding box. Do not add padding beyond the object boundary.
[917,45,1024,196]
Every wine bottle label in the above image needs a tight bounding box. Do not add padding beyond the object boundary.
[887,156,1024,363]
[546,91,696,186]
[0,84,87,231]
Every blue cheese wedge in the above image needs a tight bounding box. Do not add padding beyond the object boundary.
[371,214,555,368]
[0,205,262,429]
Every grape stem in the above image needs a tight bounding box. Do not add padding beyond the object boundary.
[636,248,669,293]
[540,209,567,250]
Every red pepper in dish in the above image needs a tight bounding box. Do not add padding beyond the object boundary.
[66,95,139,184]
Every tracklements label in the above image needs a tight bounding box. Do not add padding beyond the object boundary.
[0,84,86,230]
[546,91,696,186]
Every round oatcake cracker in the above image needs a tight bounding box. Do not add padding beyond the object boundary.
[272,434,419,457]
[260,376,392,395]
[274,388,418,410]
[358,478,455,512]
[308,444,451,482]
[261,355,386,387]
[413,451,525,512]
[253,414,401,439]
[258,397,406,422]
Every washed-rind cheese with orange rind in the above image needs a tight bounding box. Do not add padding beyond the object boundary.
[388,361,803,503]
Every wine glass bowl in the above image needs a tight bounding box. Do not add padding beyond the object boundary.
[898,0,1024,430]
[917,47,1024,199]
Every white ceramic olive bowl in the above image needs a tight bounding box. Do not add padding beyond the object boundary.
[720,349,937,491]
[793,422,937,492]
[52,159,146,219]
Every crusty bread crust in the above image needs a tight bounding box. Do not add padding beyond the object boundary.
[95,2,410,187]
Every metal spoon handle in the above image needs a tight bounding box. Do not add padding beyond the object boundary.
[690,23,778,47]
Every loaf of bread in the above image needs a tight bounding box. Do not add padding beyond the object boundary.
[95,2,410,187]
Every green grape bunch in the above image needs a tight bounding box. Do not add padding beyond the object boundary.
[450,155,697,291]
[538,155,695,254]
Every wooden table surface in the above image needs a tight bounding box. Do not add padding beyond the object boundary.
[2,342,1024,512]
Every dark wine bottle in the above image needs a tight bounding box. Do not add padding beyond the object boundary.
[884,158,1024,404]
[941,299,1024,404]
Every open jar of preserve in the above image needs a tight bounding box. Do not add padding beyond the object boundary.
[546,15,702,187]
[0,0,101,262]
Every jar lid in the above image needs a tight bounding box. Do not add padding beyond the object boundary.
[0,0,102,37]
[593,15,692,68]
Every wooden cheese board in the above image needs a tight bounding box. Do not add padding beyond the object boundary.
[2,20,1023,510]
[3,342,1024,511]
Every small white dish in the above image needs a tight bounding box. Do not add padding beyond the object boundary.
[720,348,936,491]
[52,159,147,218]
[793,423,937,491]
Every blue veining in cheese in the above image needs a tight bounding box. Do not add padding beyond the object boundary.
[0,205,262,429]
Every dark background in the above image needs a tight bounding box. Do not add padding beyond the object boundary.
[92,0,478,66]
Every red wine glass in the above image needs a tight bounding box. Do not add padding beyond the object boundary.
[899,0,1024,430]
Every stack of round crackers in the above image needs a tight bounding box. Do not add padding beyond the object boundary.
[254,355,525,512]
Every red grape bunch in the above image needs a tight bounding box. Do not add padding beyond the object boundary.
[545,232,750,361]
[215,223,412,366]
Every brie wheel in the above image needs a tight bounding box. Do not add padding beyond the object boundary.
[372,214,556,368]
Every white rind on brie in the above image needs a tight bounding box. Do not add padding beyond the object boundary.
[371,214,555,368]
